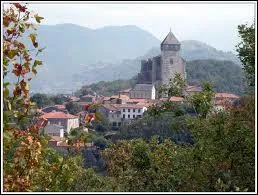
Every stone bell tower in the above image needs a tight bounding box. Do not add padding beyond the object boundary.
[160,30,185,86]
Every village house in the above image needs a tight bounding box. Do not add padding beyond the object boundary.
[169,96,185,104]
[103,95,122,104]
[118,88,131,97]
[69,95,80,102]
[120,104,148,121]
[79,94,96,103]
[98,104,122,127]
[183,85,202,96]
[42,105,67,113]
[42,123,64,137]
[212,93,240,112]
[39,111,79,134]
[129,84,156,99]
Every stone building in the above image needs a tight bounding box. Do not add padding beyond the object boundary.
[129,84,155,99]
[39,111,79,134]
[41,124,64,137]
[131,30,186,99]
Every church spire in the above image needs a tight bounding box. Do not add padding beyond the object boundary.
[161,30,180,45]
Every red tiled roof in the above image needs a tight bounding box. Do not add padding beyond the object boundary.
[70,96,80,101]
[49,136,63,142]
[102,104,120,111]
[119,88,131,93]
[126,98,147,103]
[119,95,130,100]
[169,96,184,102]
[137,102,155,107]
[185,85,202,92]
[103,96,111,101]
[110,95,119,99]
[214,100,231,106]
[215,93,240,99]
[40,111,78,119]
[81,94,95,98]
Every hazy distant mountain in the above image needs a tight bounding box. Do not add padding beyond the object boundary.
[144,40,242,65]
[22,23,242,94]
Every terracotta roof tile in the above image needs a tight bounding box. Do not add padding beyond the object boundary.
[215,93,240,99]
[169,96,184,102]
[40,111,78,119]
[49,136,63,142]
[185,85,202,92]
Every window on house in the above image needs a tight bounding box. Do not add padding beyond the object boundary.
[128,109,130,112]
[123,109,125,112]
[112,122,117,127]
[128,114,130,118]
[133,115,135,118]
[123,114,125,118]
[118,122,121,126]
[133,109,135,112]
[138,109,141,113]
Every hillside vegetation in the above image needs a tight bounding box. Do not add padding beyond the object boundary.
[76,59,246,96]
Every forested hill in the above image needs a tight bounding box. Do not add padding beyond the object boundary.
[76,59,246,97]
[21,23,241,94]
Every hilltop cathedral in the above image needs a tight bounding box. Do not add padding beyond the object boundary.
[130,30,186,99]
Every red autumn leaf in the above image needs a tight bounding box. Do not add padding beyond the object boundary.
[20,79,29,95]
[21,63,30,76]
[24,55,32,61]
[84,104,91,111]
[85,113,95,123]
[33,42,38,48]
[12,64,22,76]
[13,86,22,97]
[13,3,27,12]
[3,16,11,27]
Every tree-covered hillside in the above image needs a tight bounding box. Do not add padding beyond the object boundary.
[186,59,246,95]
[76,59,246,96]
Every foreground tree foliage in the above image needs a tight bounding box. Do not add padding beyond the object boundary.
[103,94,255,191]
[236,22,255,87]
[3,3,255,192]
[3,4,108,192]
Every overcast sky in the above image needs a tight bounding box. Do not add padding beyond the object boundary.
[26,2,256,52]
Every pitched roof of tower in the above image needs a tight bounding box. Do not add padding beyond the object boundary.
[161,31,180,45]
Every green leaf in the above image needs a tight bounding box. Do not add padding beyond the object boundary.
[8,49,18,59]
[32,67,37,75]
[4,88,9,98]
[3,56,9,66]
[33,60,42,66]
[35,14,44,23]
[7,101,12,110]
[19,23,25,33]
[29,33,36,44]
[4,82,10,88]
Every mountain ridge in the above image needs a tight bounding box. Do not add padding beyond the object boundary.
[14,23,242,94]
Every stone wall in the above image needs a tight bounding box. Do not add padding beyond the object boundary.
[161,48,185,85]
